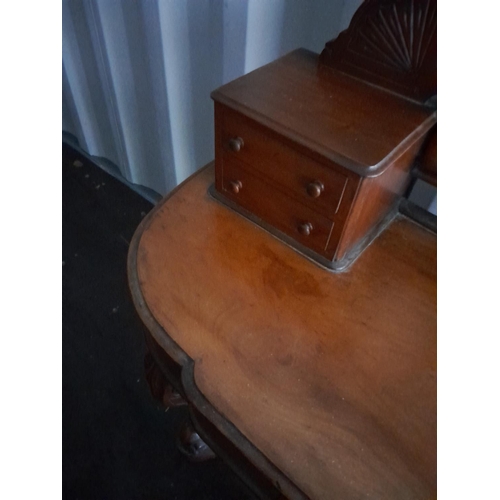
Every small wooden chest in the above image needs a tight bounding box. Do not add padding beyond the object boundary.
[211,49,436,270]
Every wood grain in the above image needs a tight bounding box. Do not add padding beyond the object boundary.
[212,49,435,269]
[220,104,350,217]
[211,49,436,177]
[130,164,436,500]
[221,157,335,257]
[334,138,425,261]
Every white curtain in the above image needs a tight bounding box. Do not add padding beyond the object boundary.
[62,0,360,195]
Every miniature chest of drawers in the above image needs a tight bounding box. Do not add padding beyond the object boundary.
[211,49,436,270]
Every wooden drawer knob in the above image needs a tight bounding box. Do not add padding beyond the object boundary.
[229,180,242,194]
[306,180,324,198]
[297,222,313,236]
[228,137,244,152]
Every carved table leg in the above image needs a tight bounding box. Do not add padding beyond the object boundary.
[144,350,216,462]
[177,417,217,462]
[144,351,187,407]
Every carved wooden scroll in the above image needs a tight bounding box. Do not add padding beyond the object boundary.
[320,0,436,103]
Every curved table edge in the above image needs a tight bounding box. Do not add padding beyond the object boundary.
[127,163,309,500]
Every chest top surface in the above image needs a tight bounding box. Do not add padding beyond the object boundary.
[211,49,436,176]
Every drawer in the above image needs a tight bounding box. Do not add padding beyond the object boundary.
[221,106,348,216]
[221,158,334,256]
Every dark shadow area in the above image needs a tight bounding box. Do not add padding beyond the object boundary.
[62,143,254,500]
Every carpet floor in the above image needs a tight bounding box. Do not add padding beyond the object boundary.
[62,143,254,500]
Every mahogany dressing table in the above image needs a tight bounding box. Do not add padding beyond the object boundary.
[128,1,437,498]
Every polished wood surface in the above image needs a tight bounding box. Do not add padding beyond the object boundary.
[129,164,437,499]
[212,48,435,268]
[219,105,350,217]
[335,139,423,261]
[211,49,435,176]
[221,157,335,256]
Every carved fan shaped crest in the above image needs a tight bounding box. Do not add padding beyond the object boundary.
[320,0,436,103]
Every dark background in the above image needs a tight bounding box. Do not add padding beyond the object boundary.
[62,143,253,499]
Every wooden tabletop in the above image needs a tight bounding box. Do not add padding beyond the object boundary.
[129,163,436,500]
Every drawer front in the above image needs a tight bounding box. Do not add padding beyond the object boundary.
[221,107,349,216]
[221,158,334,256]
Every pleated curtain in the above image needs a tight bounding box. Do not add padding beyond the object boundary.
[62,0,360,195]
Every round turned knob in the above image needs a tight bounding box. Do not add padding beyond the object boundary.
[228,137,244,152]
[306,180,324,198]
[297,222,313,236]
[229,180,242,194]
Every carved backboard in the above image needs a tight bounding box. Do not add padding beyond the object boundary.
[320,0,436,104]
